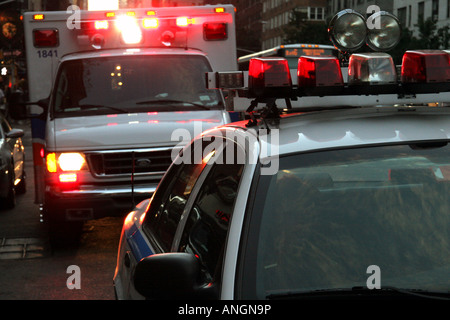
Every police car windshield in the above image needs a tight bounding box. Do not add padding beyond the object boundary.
[243,142,450,299]
[52,55,222,116]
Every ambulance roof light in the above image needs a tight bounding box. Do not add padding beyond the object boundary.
[33,29,59,47]
[116,15,143,45]
[95,20,109,30]
[203,22,228,41]
[33,14,44,20]
[143,18,158,29]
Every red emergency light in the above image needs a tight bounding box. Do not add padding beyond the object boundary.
[402,50,450,83]
[401,50,450,92]
[298,56,344,95]
[33,29,59,47]
[203,22,227,40]
[249,57,292,97]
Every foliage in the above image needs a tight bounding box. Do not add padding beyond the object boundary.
[282,9,331,46]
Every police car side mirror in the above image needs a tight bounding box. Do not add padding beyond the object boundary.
[133,252,218,300]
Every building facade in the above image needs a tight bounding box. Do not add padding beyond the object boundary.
[261,0,327,49]
[393,0,450,37]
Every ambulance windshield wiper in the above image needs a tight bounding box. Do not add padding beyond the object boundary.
[79,104,128,114]
[135,99,211,110]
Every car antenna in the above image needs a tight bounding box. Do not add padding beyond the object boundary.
[131,151,135,210]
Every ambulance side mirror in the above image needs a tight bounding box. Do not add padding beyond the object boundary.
[10,97,49,121]
[8,91,28,120]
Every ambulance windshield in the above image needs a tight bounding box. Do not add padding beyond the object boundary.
[52,55,223,116]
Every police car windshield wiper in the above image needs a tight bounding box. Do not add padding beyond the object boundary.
[79,104,128,114]
[266,286,450,300]
[135,99,211,110]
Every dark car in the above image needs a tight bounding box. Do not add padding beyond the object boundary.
[0,115,26,209]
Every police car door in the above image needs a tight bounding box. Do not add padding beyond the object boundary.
[172,136,246,298]
[125,137,225,299]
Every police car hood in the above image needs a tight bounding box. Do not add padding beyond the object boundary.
[49,111,227,151]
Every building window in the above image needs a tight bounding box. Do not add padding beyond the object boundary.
[432,0,439,20]
[397,7,407,27]
[309,7,325,20]
[418,2,425,23]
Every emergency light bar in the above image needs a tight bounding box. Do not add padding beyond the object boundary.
[207,49,450,111]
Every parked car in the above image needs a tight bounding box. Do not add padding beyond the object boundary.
[0,115,25,209]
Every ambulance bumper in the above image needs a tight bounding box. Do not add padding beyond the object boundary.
[43,184,156,222]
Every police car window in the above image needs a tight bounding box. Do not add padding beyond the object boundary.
[52,55,222,117]
[242,142,450,299]
[143,139,222,252]
[178,144,244,283]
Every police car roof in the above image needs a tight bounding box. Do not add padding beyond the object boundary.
[221,106,450,159]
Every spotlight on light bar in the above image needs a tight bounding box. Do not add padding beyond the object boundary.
[366,11,401,51]
[328,9,367,52]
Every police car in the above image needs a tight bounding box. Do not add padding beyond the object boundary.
[113,10,450,300]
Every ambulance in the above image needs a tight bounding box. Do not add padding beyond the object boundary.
[21,5,237,238]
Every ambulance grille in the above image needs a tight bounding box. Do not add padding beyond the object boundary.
[87,148,175,176]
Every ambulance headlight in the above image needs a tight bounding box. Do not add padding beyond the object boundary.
[329,9,367,52]
[366,11,401,51]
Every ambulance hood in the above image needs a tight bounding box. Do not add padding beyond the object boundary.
[48,111,228,151]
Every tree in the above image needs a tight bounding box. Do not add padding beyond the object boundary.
[282,9,331,45]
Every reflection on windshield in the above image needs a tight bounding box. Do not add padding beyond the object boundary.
[248,143,450,299]
[52,55,222,116]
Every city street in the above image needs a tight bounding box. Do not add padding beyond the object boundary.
[0,120,124,300]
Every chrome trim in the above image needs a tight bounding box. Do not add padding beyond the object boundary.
[83,146,178,154]
[91,171,167,178]
[57,186,157,197]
